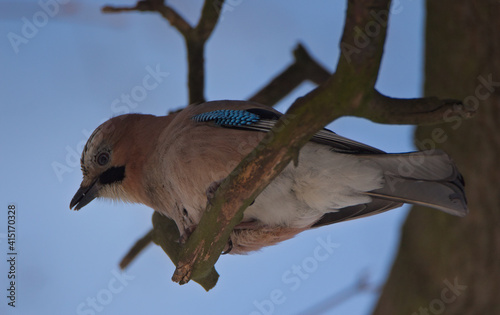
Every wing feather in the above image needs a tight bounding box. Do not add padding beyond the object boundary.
[192,108,384,154]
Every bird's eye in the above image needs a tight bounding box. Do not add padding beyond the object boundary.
[97,152,110,166]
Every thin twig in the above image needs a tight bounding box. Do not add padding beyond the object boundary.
[249,44,331,106]
[102,0,225,104]
[295,273,381,315]
[185,0,225,103]
[195,0,225,40]
[119,229,153,270]
[102,1,191,35]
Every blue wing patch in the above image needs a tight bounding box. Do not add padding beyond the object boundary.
[192,110,261,126]
[191,107,381,153]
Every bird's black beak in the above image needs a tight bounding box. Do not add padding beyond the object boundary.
[70,179,100,210]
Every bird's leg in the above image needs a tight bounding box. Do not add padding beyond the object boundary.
[221,220,262,254]
[178,225,196,244]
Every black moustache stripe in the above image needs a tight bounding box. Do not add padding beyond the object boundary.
[99,166,125,184]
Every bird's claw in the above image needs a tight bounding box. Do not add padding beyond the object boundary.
[222,239,233,255]
[206,179,223,204]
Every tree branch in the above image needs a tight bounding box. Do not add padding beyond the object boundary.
[102,1,191,36]
[248,44,331,106]
[172,0,395,285]
[249,45,472,124]
[115,0,475,282]
[152,212,219,291]
[102,0,225,104]
[359,91,472,125]
[195,0,224,41]
[185,0,225,103]
[119,229,153,270]
[296,272,380,315]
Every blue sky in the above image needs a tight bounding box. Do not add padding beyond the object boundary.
[0,1,423,314]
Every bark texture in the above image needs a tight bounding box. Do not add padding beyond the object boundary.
[373,1,500,314]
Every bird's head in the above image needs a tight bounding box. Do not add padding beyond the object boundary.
[69,114,155,210]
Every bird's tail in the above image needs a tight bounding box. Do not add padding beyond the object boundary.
[364,150,468,216]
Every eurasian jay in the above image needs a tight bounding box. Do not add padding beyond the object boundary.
[70,100,467,254]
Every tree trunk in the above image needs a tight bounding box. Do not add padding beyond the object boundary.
[373,1,500,314]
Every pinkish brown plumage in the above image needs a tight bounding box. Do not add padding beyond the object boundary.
[70,100,467,254]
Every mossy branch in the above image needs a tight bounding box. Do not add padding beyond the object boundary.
[116,0,475,288]
[151,212,219,291]
[171,0,394,285]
